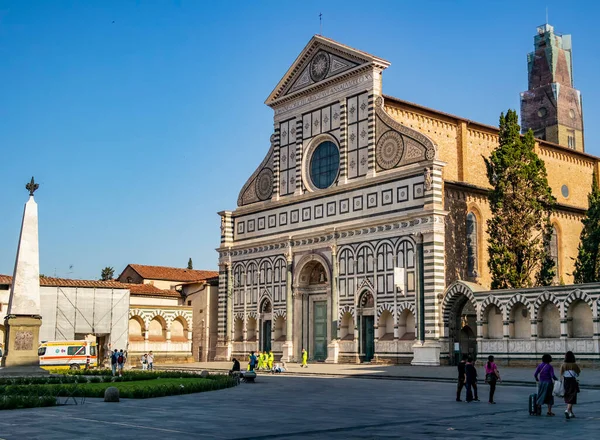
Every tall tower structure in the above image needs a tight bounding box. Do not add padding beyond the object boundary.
[520,24,584,151]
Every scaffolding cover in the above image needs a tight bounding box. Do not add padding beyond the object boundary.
[40,286,130,350]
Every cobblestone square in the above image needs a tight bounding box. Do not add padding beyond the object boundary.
[1,376,600,439]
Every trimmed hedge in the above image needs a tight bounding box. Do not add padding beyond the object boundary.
[1,376,237,400]
[0,394,56,411]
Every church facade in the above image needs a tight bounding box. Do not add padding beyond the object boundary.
[216,26,600,366]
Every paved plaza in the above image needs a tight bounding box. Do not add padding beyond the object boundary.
[1,375,600,439]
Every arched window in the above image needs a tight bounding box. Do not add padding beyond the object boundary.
[466,212,478,277]
[547,227,559,281]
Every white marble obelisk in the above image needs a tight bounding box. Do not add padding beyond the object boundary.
[7,195,41,316]
[1,178,46,373]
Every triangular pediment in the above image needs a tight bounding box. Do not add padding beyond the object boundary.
[265,35,390,106]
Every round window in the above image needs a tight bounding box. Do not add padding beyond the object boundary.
[309,141,340,189]
[561,185,569,198]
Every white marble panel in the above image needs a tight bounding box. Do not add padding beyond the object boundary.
[347,150,358,179]
[347,124,358,151]
[331,102,341,130]
[347,96,358,124]
[322,105,331,132]
[280,170,289,196]
[280,120,289,146]
[312,109,321,136]
[358,93,369,121]
[288,142,296,169]
[289,117,296,143]
[358,148,368,176]
[358,120,369,148]
[303,114,312,139]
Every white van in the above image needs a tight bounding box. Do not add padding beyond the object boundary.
[38,340,98,370]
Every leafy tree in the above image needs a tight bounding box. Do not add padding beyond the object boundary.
[484,110,555,289]
[187,258,193,270]
[101,266,115,281]
[573,171,600,283]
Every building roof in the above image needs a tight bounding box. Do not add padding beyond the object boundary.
[0,274,126,289]
[121,264,218,283]
[0,274,181,298]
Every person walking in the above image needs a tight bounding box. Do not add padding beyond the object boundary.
[465,356,479,402]
[301,348,308,368]
[141,353,147,371]
[117,349,126,377]
[485,355,501,404]
[110,349,118,376]
[147,351,154,371]
[560,351,581,419]
[534,354,558,416]
[456,354,467,401]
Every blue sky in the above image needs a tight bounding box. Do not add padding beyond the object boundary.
[1,0,599,280]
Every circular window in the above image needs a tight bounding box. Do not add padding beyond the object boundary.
[561,184,569,198]
[569,109,576,119]
[309,141,340,189]
[538,107,548,118]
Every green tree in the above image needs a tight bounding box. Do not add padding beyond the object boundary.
[101,266,115,281]
[484,110,555,289]
[573,171,600,283]
[187,258,193,270]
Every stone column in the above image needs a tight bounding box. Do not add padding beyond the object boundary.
[282,245,294,361]
[2,182,47,374]
[144,326,149,353]
[326,242,339,363]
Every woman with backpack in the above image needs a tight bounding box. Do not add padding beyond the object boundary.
[484,355,501,404]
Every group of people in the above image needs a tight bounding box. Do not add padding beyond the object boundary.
[140,351,155,371]
[230,348,310,375]
[456,351,582,419]
[534,351,581,419]
[110,349,127,377]
[457,354,501,403]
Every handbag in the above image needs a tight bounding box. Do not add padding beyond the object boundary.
[553,379,565,397]
[485,373,495,384]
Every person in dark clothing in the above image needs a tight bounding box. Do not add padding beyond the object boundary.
[465,356,479,402]
[456,354,468,401]
[229,358,241,375]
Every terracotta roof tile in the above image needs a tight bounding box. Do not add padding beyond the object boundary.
[0,275,179,298]
[123,264,218,282]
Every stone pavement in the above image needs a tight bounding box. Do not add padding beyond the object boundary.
[1,376,600,439]
[158,361,600,388]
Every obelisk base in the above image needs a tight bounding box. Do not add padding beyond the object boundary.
[1,315,48,375]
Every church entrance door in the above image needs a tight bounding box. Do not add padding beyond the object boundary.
[262,320,272,352]
[361,316,375,362]
[313,301,327,361]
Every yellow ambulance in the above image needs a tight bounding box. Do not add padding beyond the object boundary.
[38,340,98,370]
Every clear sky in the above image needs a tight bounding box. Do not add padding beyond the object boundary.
[1,0,599,280]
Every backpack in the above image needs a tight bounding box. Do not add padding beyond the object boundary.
[118,354,124,364]
[111,353,117,365]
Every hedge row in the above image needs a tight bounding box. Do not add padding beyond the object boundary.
[1,376,237,400]
[0,394,56,411]
[0,369,209,386]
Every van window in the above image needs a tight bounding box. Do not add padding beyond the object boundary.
[38,347,46,356]
[68,346,85,356]
[90,346,97,356]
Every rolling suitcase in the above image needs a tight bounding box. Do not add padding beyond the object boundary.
[529,393,540,415]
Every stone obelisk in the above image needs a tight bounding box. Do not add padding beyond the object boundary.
[1,177,46,374]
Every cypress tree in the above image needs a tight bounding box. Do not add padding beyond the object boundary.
[484,110,555,289]
[187,258,193,270]
[573,171,600,283]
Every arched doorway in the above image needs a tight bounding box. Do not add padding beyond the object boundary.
[357,291,375,362]
[452,298,477,363]
[443,282,479,365]
[294,255,330,361]
[259,298,272,352]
